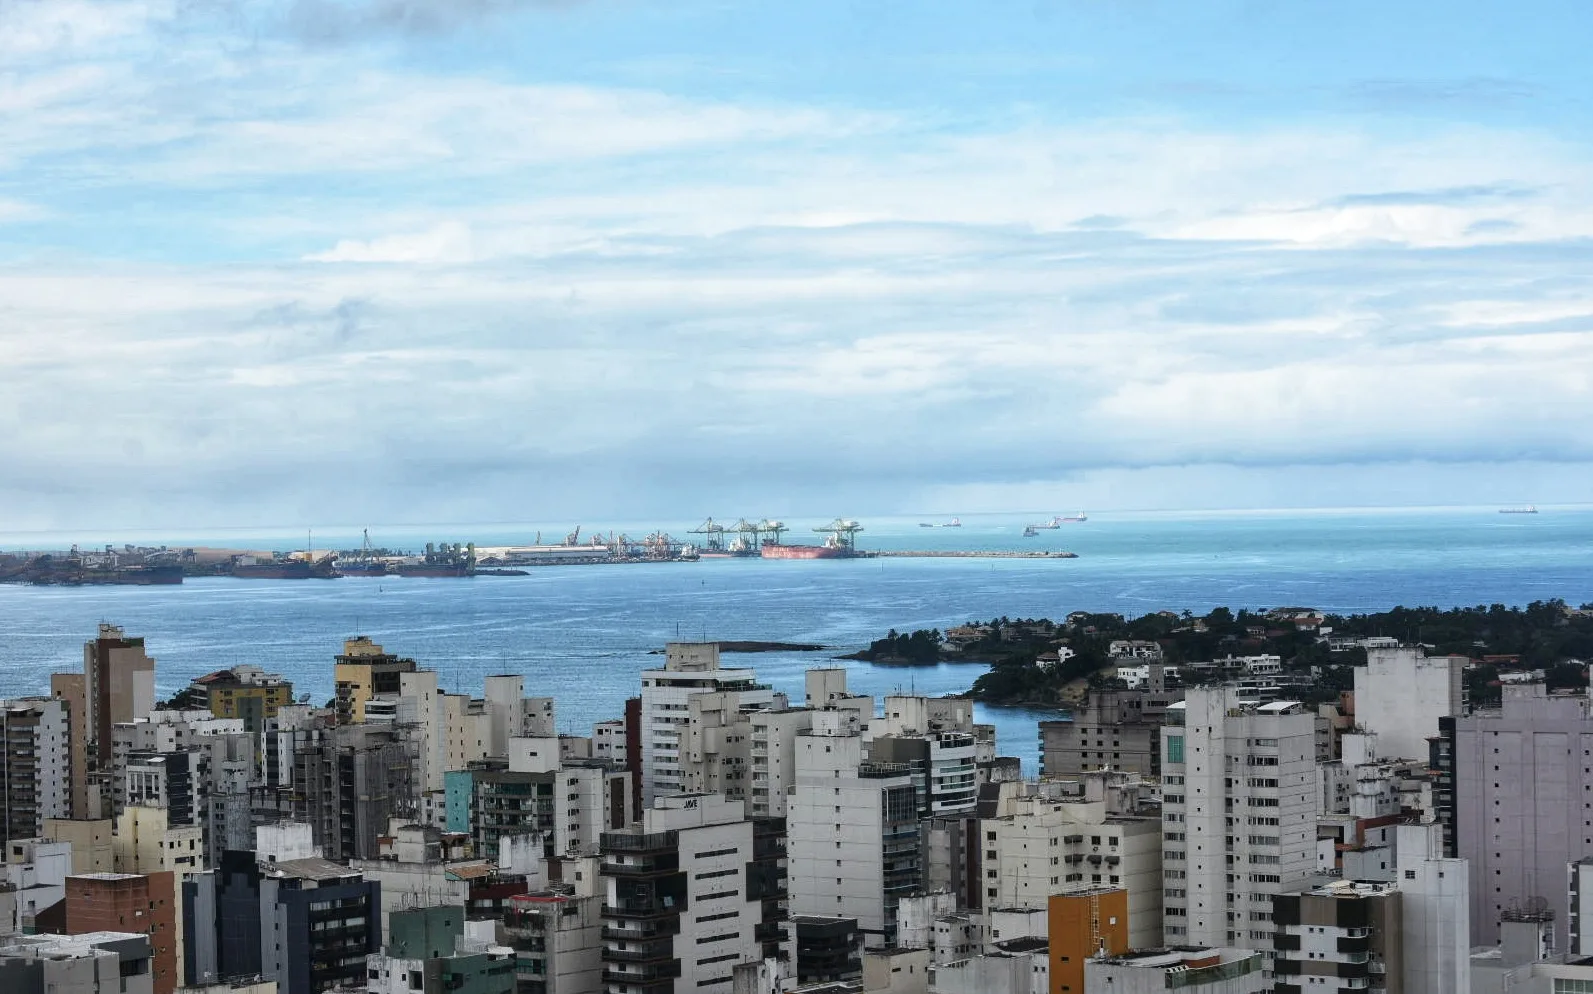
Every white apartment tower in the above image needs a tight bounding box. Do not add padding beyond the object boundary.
[599,792,760,994]
[1161,689,1318,957]
[788,711,922,946]
[1354,647,1465,761]
[639,643,777,806]
[1395,821,1471,994]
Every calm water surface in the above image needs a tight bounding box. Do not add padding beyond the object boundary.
[2,507,1589,773]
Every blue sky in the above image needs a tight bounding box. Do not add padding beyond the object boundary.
[2,0,1591,529]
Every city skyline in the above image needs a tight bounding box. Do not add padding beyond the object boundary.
[4,1,1592,530]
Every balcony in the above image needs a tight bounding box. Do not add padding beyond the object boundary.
[602,962,682,985]
[601,855,680,878]
[601,830,678,853]
[604,942,675,964]
[601,921,680,942]
[603,901,681,921]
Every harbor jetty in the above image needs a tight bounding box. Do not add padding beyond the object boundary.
[875,550,1077,559]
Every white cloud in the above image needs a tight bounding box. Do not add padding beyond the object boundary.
[3,2,1593,526]
[307,221,475,263]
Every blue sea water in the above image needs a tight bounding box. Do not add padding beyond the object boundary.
[1,506,1589,774]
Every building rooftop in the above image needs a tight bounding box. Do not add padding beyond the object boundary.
[993,936,1049,954]
[266,857,361,881]
[0,931,149,960]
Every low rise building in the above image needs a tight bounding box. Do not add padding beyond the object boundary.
[0,930,155,994]
[500,890,604,994]
[1085,947,1266,994]
[65,871,178,994]
[364,905,514,994]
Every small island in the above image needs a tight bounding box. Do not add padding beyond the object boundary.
[848,600,1593,708]
[649,640,828,654]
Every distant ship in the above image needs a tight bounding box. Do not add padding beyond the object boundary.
[940,518,962,527]
[1022,526,1039,537]
[1030,516,1063,529]
[11,560,184,586]
[918,522,935,528]
[761,543,849,560]
[391,542,477,577]
[230,554,339,580]
[1060,512,1088,522]
[1499,506,1539,514]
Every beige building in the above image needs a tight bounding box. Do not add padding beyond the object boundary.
[43,818,114,873]
[49,672,91,819]
[981,783,1162,950]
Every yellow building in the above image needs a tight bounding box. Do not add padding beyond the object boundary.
[189,665,294,731]
[333,636,417,724]
[1048,887,1128,994]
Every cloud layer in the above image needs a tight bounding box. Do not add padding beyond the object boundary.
[1,0,1591,529]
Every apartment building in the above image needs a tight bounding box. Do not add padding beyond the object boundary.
[364,905,514,994]
[1271,880,1401,993]
[1161,689,1318,958]
[980,785,1161,950]
[290,722,420,861]
[1354,646,1465,762]
[185,665,294,732]
[0,698,70,845]
[638,643,778,806]
[186,851,381,994]
[598,792,761,994]
[332,636,417,724]
[1047,888,1128,994]
[1437,682,1593,946]
[500,890,604,994]
[1038,684,1179,779]
[1085,948,1266,994]
[789,712,921,947]
[0,931,155,994]
[65,871,178,994]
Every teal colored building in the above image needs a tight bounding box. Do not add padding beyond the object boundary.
[446,769,476,834]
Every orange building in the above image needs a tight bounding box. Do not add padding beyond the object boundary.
[65,871,177,994]
[1048,887,1129,994]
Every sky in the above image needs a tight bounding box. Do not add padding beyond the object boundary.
[2,0,1591,530]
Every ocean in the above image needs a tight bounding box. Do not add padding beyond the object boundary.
[2,506,1589,773]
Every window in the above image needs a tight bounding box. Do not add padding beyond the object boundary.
[1166,735,1185,763]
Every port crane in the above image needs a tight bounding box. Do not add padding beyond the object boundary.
[565,526,581,546]
[727,518,760,553]
[688,518,728,553]
[757,519,787,546]
[814,518,864,551]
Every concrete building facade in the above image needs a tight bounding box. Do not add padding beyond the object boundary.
[1355,647,1465,762]
[980,788,1161,950]
[639,643,778,806]
[0,698,70,844]
[1441,683,1593,947]
[598,793,760,994]
[65,871,178,994]
[1161,690,1319,958]
[788,713,921,946]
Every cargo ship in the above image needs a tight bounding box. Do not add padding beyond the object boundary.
[762,519,864,559]
[391,541,477,577]
[8,560,185,585]
[760,542,851,560]
[337,560,389,577]
[1499,506,1538,514]
[229,554,340,579]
